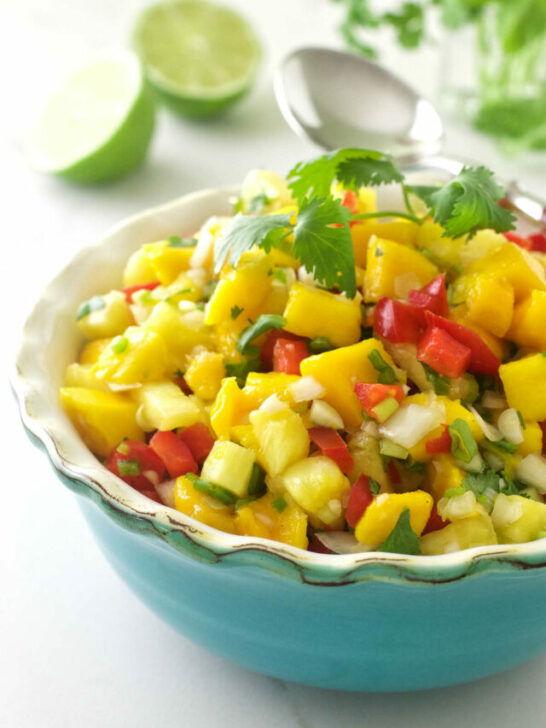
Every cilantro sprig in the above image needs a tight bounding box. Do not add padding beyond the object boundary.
[213,148,515,298]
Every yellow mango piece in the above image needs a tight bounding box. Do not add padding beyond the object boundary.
[144,301,212,371]
[250,407,309,477]
[519,422,543,456]
[235,492,308,549]
[465,242,546,301]
[500,354,546,421]
[357,186,377,213]
[282,282,361,347]
[143,239,195,285]
[77,291,134,340]
[184,351,225,400]
[209,377,247,439]
[364,236,438,302]
[123,247,157,286]
[205,250,272,325]
[507,290,546,351]
[93,326,168,386]
[65,363,110,392]
[240,169,295,213]
[420,514,497,555]
[79,338,112,365]
[426,455,465,500]
[492,493,546,543]
[174,476,236,533]
[355,490,433,546]
[351,220,418,267]
[242,372,301,410]
[449,306,506,361]
[60,387,144,458]
[163,271,204,304]
[213,317,248,364]
[465,275,514,337]
[415,221,462,268]
[133,381,202,431]
[275,455,349,523]
[230,424,259,454]
[300,338,401,429]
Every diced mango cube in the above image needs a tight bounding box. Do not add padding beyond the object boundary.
[209,377,248,439]
[449,305,506,361]
[230,424,259,454]
[184,351,225,400]
[465,274,514,337]
[364,236,438,302]
[174,475,236,533]
[77,291,134,340]
[354,490,433,546]
[235,492,308,549]
[123,247,157,286]
[65,363,110,392]
[243,372,301,410]
[133,381,202,431]
[420,514,497,555]
[351,220,418,267]
[143,239,195,285]
[201,440,255,497]
[79,338,112,365]
[60,387,144,458]
[492,493,546,543]
[250,407,309,476]
[282,282,361,347]
[507,290,546,350]
[93,326,168,385]
[519,422,543,456]
[300,339,402,429]
[466,241,546,301]
[426,455,465,499]
[500,354,546,421]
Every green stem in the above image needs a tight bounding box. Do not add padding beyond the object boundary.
[402,184,417,216]
[351,210,424,224]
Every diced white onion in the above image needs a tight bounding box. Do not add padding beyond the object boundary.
[254,394,288,415]
[309,399,344,430]
[185,267,209,289]
[438,491,477,521]
[481,392,507,409]
[130,304,152,325]
[289,376,325,403]
[456,451,484,473]
[108,382,142,392]
[327,499,342,518]
[182,309,206,328]
[297,265,317,285]
[491,493,523,529]
[155,479,176,508]
[314,531,374,554]
[190,216,230,269]
[482,449,504,471]
[394,272,421,299]
[516,454,546,494]
[136,404,153,432]
[143,470,159,487]
[497,408,524,444]
[178,300,197,313]
[468,405,502,442]
[360,419,380,438]
[379,403,444,449]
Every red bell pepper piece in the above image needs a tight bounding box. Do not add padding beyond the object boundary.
[260,329,304,369]
[179,423,215,464]
[308,427,354,474]
[422,505,448,535]
[425,425,452,454]
[122,281,160,303]
[105,441,165,501]
[418,325,471,379]
[386,460,401,484]
[308,535,334,554]
[174,375,192,395]
[149,430,198,479]
[373,297,421,343]
[354,382,405,419]
[273,338,309,375]
[424,311,501,375]
[340,189,359,214]
[408,274,449,322]
[539,421,546,454]
[528,232,546,253]
[504,231,532,250]
[345,475,374,527]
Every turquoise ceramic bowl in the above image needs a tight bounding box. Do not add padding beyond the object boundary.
[14,184,546,692]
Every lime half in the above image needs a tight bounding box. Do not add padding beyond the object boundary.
[133,0,261,117]
[30,49,156,184]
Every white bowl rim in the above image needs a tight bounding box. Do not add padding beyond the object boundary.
[13,181,546,585]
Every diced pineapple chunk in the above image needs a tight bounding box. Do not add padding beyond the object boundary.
[274,456,349,522]
[283,282,361,347]
[354,491,433,546]
[174,475,236,532]
[201,441,255,497]
[143,239,195,285]
[184,350,225,400]
[235,492,308,549]
[249,407,309,476]
[300,338,402,429]
[465,274,514,337]
[364,236,438,303]
[60,387,144,458]
[492,493,546,543]
[420,514,498,555]
[500,354,546,421]
[79,338,112,365]
[144,301,212,371]
[347,430,390,492]
[507,290,546,350]
[133,381,202,431]
[243,372,301,410]
[77,291,134,340]
[230,424,259,454]
[93,326,168,385]
[65,363,110,392]
[123,247,157,286]
[239,169,295,213]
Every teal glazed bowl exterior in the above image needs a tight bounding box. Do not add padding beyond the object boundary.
[14,183,546,692]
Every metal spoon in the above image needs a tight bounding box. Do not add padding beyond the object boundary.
[274,46,545,225]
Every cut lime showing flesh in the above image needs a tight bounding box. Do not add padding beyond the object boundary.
[133,0,261,117]
[30,49,156,184]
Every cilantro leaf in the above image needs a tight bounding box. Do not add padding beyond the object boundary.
[224,358,261,387]
[461,469,501,498]
[231,305,244,320]
[378,508,420,555]
[237,314,286,354]
[213,213,292,273]
[76,295,105,321]
[287,148,403,204]
[428,166,516,238]
[293,197,356,297]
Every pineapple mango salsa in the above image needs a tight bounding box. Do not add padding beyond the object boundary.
[61,168,546,556]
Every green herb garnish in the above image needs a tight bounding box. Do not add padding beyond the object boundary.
[76,295,105,321]
[272,496,288,513]
[168,235,197,248]
[237,314,286,354]
[248,193,272,214]
[377,508,420,555]
[272,268,287,284]
[186,473,236,506]
[368,348,398,384]
[231,305,244,320]
[247,463,267,497]
[308,336,334,354]
[117,459,141,477]
[111,335,129,355]
[448,418,478,463]
[422,363,450,395]
[224,358,261,388]
[369,477,381,495]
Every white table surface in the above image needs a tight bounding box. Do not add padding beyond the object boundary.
[2,1,546,726]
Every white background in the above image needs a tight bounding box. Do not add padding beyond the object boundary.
[2,1,546,726]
